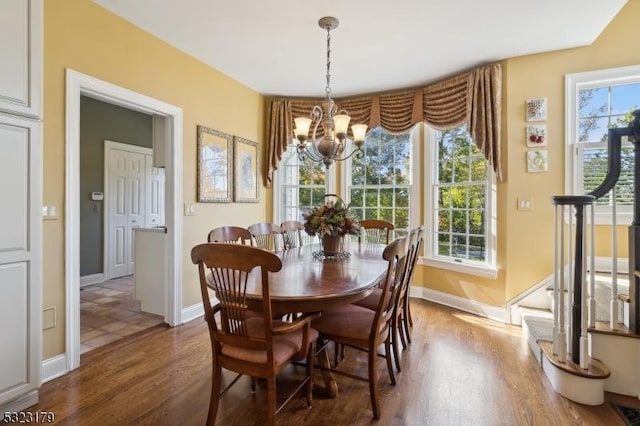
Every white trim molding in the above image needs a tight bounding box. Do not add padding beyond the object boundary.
[42,354,68,383]
[80,273,105,287]
[65,69,184,372]
[410,286,506,323]
[181,303,205,324]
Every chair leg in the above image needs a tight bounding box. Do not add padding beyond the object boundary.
[368,346,381,419]
[207,363,222,426]
[385,336,396,386]
[397,309,408,350]
[306,341,315,408]
[266,377,276,426]
[391,317,402,373]
[251,377,257,393]
[406,296,414,328]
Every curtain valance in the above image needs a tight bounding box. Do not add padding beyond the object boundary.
[265,62,502,186]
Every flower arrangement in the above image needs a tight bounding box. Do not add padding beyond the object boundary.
[303,195,361,238]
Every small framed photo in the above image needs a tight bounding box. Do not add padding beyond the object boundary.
[526,124,547,147]
[526,98,547,122]
[197,125,233,203]
[233,136,260,203]
[527,150,548,173]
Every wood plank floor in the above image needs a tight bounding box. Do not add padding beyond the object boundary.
[32,299,639,425]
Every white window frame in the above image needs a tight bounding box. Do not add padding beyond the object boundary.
[423,126,497,278]
[565,64,640,225]
[272,141,335,224]
[341,125,420,237]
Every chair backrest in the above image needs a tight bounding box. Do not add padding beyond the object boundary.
[207,226,253,245]
[280,220,317,249]
[373,236,411,336]
[359,219,395,244]
[191,243,282,355]
[395,226,424,311]
[248,222,283,251]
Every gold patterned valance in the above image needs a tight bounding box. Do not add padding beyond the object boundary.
[265,62,502,186]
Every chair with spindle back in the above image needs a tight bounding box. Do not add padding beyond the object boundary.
[280,220,316,249]
[358,219,394,244]
[248,223,283,251]
[311,235,411,420]
[207,226,253,245]
[191,243,319,426]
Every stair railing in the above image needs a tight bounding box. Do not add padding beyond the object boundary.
[551,109,640,367]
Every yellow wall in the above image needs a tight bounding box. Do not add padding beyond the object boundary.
[43,0,269,358]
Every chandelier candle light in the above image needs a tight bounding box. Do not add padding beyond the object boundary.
[294,17,368,169]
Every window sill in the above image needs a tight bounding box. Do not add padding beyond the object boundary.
[418,256,498,279]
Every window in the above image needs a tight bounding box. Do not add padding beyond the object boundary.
[344,127,418,238]
[566,65,640,224]
[273,143,333,224]
[424,125,496,277]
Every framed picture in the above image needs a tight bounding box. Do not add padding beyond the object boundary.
[233,136,260,203]
[526,98,547,122]
[527,150,548,173]
[526,124,547,147]
[197,125,233,203]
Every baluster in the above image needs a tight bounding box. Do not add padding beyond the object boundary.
[588,203,596,328]
[553,204,560,355]
[611,186,619,329]
[557,204,567,361]
[579,204,589,369]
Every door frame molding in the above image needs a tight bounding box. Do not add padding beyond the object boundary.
[103,140,153,281]
[65,69,183,371]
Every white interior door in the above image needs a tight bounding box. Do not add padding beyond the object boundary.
[145,155,165,228]
[105,141,150,279]
[0,114,41,404]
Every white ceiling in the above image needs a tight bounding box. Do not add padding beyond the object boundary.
[92,0,627,98]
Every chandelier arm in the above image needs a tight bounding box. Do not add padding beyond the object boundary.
[310,105,323,141]
[332,146,365,163]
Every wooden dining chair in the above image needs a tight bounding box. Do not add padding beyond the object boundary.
[191,243,319,426]
[248,222,283,251]
[280,220,316,249]
[358,219,394,244]
[311,235,411,420]
[402,226,424,341]
[207,225,253,245]
[352,226,424,372]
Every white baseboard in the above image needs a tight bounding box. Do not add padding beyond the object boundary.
[0,389,39,414]
[410,286,506,323]
[181,302,204,324]
[42,354,68,383]
[593,256,629,274]
[80,273,105,287]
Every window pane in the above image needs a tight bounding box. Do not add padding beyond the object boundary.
[348,127,413,236]
[611,83,640,115]
[438,210,450,232]
[578,117,609,143]
[395,188,409,208]
[468,236,486,261]
[578,87,609,118]
[451,211,467,234]
[432,125,490,264]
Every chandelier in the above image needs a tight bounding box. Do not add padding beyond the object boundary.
[293,17,368,169]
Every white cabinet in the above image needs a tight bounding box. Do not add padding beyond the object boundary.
[0,0,42,118]
[133,228,167,317]
[0,0,43,414]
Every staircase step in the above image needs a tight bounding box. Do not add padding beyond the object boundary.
[522,316,554,366]
[539,341,610,379]
[589,320,640,339]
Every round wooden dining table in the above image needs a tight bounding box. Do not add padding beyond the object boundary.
[244,242,389,316]
[243,241,390,397]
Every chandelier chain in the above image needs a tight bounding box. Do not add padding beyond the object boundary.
[325,25,331,98]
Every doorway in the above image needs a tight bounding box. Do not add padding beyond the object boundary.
[65,69,184,371]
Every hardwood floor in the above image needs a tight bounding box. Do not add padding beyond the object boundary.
[32,299,638,425]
